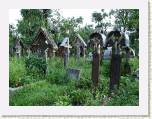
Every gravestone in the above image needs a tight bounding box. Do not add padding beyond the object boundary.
[91,50,100,87]
[105,31,122,94]
[66,68,80,80]
[89,32,103,89]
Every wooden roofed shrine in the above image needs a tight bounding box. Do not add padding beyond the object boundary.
[57,37,72,57]
[30,27,58,57]
[11,38,25,57]
[73,34,87,57]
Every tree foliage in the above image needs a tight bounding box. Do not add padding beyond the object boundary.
[9,24,16,47]
[111,9,139,31]
[92,9,111,31]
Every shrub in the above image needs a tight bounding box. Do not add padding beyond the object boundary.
[69,89,93,106]
[107,76,139,106]
[75,77,92,89]
[25,55,47,75]
[9,57,26,87]
[55,95,71,106]
[9,56,139,106]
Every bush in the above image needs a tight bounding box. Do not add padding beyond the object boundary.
[9,56,139,106]
[25,55,47,75]
[9,57,26,87]
[75,77,92,89]
[55,95,71,106]
[107,76,139,106]
[69,89,93,106]
[46,62,66,84]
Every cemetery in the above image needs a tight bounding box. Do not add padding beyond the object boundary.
[9,9,139,106]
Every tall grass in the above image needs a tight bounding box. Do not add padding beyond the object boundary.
[9,56,139,106]
[9,57,26,87]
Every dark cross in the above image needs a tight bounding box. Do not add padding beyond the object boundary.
[89,32,103,91]
[105,30,122,94]
[91,45,101,87]
[109,41,121,92]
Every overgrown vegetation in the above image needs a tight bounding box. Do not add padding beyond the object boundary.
[9,9,139,106]
[9,56,139,106]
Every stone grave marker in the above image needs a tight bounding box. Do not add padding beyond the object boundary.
[66,68,80,80]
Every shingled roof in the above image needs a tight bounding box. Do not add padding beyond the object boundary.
[31,27,58,49]
[60,37,72,48]
[75,34,87,47]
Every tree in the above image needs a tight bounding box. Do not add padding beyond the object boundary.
[78,25,94,43]
[112,9,139,31]
[42,9,52,29]
[9,24,17,47]
[59,17,83,42]
[17,9,45,45]
[109,9,139,56]
[92,9,110,31]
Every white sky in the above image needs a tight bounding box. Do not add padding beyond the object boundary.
[9,9,115,28]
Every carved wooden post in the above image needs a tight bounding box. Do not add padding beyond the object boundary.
[105,30,123,94]
[27,48,31,58]
[64,48,68,68]
[89,32,103,92]
[92,45,100,87]
[52,49,56,58]
[45,48,49,75]
[16,45,21,58]
[67,37,69,62]
[76,45,80,63]
[83,47,86,58]
[109,41,121,93]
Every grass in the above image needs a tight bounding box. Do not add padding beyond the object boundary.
[9,56,139,106]
[9,57,26,87]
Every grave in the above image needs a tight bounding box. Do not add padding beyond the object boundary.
[73,34,87,58]
[59,37,72,68]
[66,68,80,80]
[14,39,24,58]
[91,50,100,87]
[30,27,58,57]
[89,32,103,88]
[105,30,122,93]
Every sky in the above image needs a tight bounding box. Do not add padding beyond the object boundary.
[9,9,115,29]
